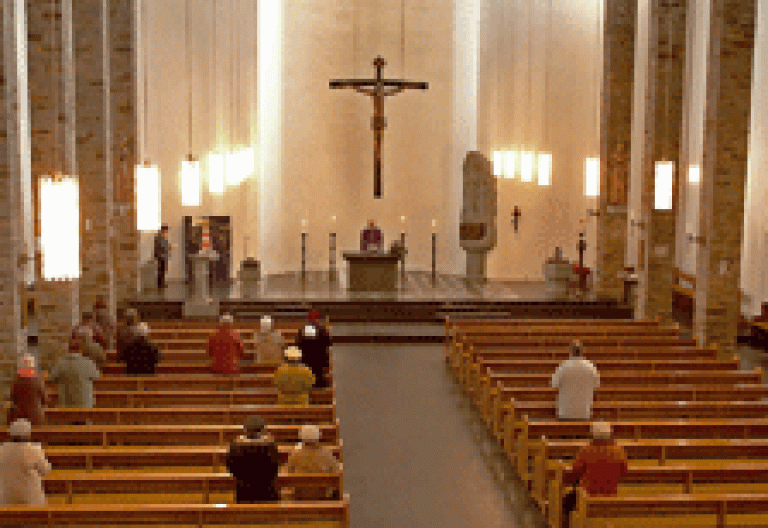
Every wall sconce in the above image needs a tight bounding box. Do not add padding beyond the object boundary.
[181,154,201,206]
[538,153,552,186]
[585,158,599,197]
[654,161,674,210]
[136,161,161,231]
[40,176,80,279]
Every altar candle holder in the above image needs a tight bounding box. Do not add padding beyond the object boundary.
[431,220,437,285]
[301,220,307,283]
[329,216,337,283]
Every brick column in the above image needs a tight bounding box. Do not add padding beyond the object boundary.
[596,0,636,301]
[694,0,757,351]
[27,0,79,369]
[637,0,687,323]
[1,0,33,388]
[75,0,114,315]
[110,0,138,313]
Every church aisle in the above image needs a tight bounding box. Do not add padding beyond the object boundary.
[331,340,546,528]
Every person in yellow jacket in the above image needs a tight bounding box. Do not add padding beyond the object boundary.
[273,346,315,406]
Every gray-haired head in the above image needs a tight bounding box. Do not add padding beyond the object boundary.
[136,322,150,338]
[220,313,234,326]
[299,424,320,444]
[570,340,583,357]
[591,420,611,440]
[260,315,273,331]
[9,418,32,439]
[244,416,266,438]
[18,353,35,369]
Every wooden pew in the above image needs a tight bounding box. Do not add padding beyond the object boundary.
[444,317,661,366]
[454,339,698,384]
[535,438,768,515]
[490,384,768,440]
[0,422,340,447]
[469,357,738,404]
[44,405,337,426]
[42,471,343,504]
[0,499,351,528]
[100,362,335,378]
[571,490,768,528]
[47,388,335,408]
[45,444,344,471]
[535,439,768,514]
[513,417,768,482]
[485,370,762,425]
[46,374,273,392]
[549,461,768,528]
[506,400,768,432]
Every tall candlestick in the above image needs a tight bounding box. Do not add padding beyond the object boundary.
[432,231,437,284]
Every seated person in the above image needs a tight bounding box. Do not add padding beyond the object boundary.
[207,314,244,375]
[296,316,331,389]
[360,219,383,252]
[8,354,46,426]
[225,416,280,503]
[283,424,341,500]
[117,322,161,376]
[0,419,52,506]
[115,308,140,357]
[92,296,115,349]
[273,347,315,406]
[70,325,106,370]
[561,421,628,528]
[550,341,600,420]
[50,346,100,410]
[254,316,285,364]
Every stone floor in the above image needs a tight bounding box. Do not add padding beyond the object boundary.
[137,271,557,302]
[331,340,546,528]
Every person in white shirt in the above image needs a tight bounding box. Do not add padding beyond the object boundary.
[550,341,600,420]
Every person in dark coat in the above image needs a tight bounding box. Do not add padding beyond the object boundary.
[117,322,161,375]
[225,416,280,503]
[154,224,171,290]
[115,308,140,358]
[296,312,331,388]
[8,355,46,426]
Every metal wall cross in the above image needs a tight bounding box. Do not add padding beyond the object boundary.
[329,56,428,198]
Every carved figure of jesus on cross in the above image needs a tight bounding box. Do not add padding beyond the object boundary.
[330,56,428,198]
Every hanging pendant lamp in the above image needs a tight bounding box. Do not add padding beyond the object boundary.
[136,0,161,229]
[181,0,200,206]
[40,0,80,279]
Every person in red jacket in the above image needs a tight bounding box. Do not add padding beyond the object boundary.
[8,354,46,426]
[207,313,244,375]
[561,420,628,528]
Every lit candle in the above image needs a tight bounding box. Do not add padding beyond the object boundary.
[202,219,210,250]
[301,219,307,234]
[431,219,437,232]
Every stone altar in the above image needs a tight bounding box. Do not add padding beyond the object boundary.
[460,152,497,282]
[343,251,401,292]
[544,247,571,300]
[183,248,219,318]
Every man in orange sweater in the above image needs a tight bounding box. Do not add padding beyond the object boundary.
[561,420,628,528]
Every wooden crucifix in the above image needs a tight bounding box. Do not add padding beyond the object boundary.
[329,56,428,198]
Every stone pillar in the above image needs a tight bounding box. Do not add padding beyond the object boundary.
[1,0,33,389]
[596,0,636,301]
[637,0,687,324]
[26,0,79,371]
[694,0,757,351]
[75,0,114,316]
[110,0,138,313]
